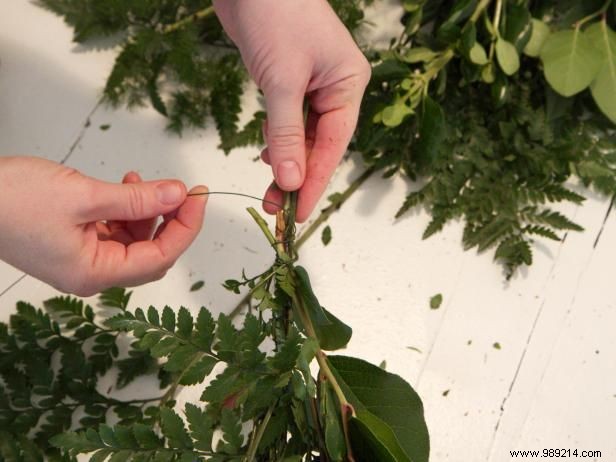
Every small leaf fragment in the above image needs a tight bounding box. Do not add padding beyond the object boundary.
[322,225,332,246]
[429,293,443,310]
[190,280,205,292]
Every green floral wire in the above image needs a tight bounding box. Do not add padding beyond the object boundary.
[186,191,282,209]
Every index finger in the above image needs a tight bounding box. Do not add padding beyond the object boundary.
[295,105,360,222]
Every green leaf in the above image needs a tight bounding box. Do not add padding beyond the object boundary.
[495,38,520,75]
[329,356,429,462]
[321,225,332,246]
[294,266,331,327]
[540,28,602,96]
[469,43,488,65]
[189,280,205,292]
[414,97,446,173]
[179,355,218,385]
[524,19,550,57]
[501,3,532,52]
[349,410,411,462]
[177,307,193,338]
[587,21,616,123]
[161,306,176,332]
[184,403,213,452]
[401,47,438,63]
[132,423,162,449]
[160,407,192,450]
[429,294,443,309]
[320,381,346,461]
[381,103,413,127]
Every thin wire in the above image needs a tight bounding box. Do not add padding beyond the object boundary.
[187,191,282,209]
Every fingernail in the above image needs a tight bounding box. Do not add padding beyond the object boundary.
[276,160,302,190]
[156,182,184,205]
[188,185,209,198]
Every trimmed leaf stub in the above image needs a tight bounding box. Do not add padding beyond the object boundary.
[329,356,430,462]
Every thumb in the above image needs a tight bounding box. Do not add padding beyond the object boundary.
[264,88,306,191]
[80,178,187,222]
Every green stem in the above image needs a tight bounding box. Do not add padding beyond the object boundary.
[577,0,613,27]
[296,167,376,248]
[245,405,275,462]
[228,167,376,320]
[470,0,494,23]
[492,0,503,36]
[162,6,216,34]
[247,207,279,250]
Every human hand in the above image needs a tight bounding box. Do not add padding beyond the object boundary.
[0,156,207,296]
[213,0,371,222]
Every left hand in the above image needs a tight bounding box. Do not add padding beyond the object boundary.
[213,0,371,222]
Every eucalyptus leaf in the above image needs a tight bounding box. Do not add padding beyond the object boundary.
[524,19,550,57]
[587,21,616,123]
[401,47,438,63]
[382,103,413,127]
[469,42,488,65]
[495,38,520,75]
[540,28,602,96]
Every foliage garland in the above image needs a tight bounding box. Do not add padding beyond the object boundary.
[0,194,429,461]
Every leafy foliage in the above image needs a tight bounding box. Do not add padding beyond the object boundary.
[0,195,428,460]
[0,290,164,460]
[37,0,616,277]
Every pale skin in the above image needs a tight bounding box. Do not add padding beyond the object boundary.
[0,1,370,295]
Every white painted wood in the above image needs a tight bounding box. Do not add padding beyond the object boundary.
[1,2,614,461]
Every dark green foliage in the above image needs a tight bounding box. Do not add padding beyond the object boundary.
[0,289,164,460]
[36,200,428,461]
[37,0,616,276]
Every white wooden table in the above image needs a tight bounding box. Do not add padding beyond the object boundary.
[1,2,614,461]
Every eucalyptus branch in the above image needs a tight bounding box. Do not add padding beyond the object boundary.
[576,0,614,27]
[470,0,494,23]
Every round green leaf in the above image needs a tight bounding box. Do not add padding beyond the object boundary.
[587,22,616,123]
[469,42,488,65]
[495,38,520,75]
[382,103,413,127]
[540,28,602,97]
[524,19,550,57]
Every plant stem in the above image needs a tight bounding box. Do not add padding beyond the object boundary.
[296,166,376,247]
[492,0,503,36]
[247,207,279,249]
[228,166,376,320]
[470,0,493,23]
[577,0,613,27]
[162,6,216,34]
[245,405,274,461]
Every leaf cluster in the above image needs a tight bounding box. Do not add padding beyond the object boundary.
[40,201,429,461]
[0,290,167,461]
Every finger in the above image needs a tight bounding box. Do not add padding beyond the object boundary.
[122,172,158,241]
[79,177,187,223]
[260,148,271,165]
[296,105,359,223]
[263,87,306,191]
[89,186,208,288]
[263,181,283,215]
